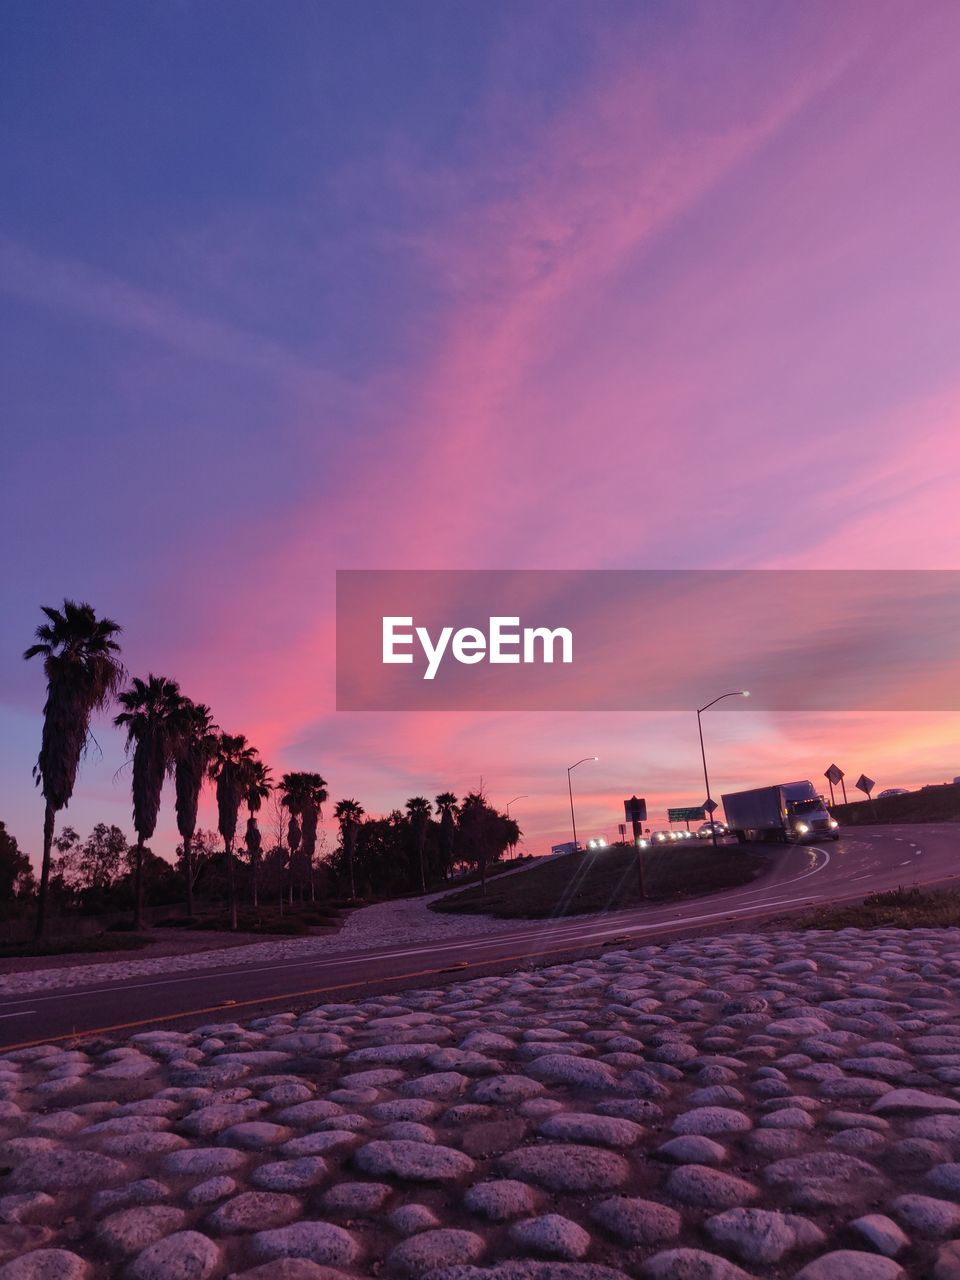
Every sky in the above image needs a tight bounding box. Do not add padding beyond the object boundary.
[3,0,960,867]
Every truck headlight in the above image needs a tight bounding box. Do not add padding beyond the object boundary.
[795,822,809,834]
[828,819,839,828]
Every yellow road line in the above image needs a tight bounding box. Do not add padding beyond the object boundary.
[0,940,613,1053]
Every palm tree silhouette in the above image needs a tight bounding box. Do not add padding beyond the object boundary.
[435,791,458,881]
[280,772,327,903]
[171,698,218,919]
[115,674,182,928]
[243,756,273,907]
[23,600,124,938]
[405,796,432,894]
[334,798,365,900]
[210,733,256,931]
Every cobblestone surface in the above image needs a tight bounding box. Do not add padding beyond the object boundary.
[5,928,960,1276]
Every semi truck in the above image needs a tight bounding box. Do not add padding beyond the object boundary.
[721,780,840,844]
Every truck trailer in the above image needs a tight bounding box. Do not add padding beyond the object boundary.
[721,780,839,844]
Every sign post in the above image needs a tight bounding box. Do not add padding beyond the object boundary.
[856,773,877,820]
[825,763,845,807]
[624,796,647,897]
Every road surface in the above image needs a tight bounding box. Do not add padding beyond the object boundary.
[1,823,957,1049]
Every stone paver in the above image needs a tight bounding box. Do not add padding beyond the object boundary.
[4,927,960,1277]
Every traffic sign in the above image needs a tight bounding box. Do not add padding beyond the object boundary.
[855,774,875,796]
[825,764,844,785]
[669,806,706,822]
[703,798,718,813]
[624,796,647,823]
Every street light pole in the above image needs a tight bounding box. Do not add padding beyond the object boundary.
[567,757,598,852]
[697,691,750,849]
[505,796,527,858]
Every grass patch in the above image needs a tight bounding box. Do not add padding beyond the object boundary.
[431,843,768,919]
[785,884,960,930]
[832,783,960,826]
[0,934,151,958]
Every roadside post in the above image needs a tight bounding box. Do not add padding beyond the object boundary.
[856,773,877,820]
[624,796,647,896]
[825,763,845,807]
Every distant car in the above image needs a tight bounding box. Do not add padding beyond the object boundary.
[696,821,727,839]
[585,837,608,850]
[649,830,671,843]
[877,788,909,799]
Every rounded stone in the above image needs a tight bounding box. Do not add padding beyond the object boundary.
[463,1181,540,1221]
[590,1197,681,1245]
[848,1214,909,1258]
[525,1056,619,1091]
[639,1248,755,1279]
[128,1231,221,1280]
[665,1166,759,1210]
[353,1140,474,1182]
[7,1150,129,1192]
[762,1152,888,1209]
[96,1206,187,1255]
[207,1192,301,1233]
[656,1136,727,1165]
[251,1158,329,1191]
[389,1204,442,1236]
[252,1222,359,1267]
[671,1108,752,1137]
[388,1228,485,1277]
[320,1183,391,1215]
[890,1194,960,1236]
[509,1215,591,1260]
[0,1251,90,1280]
[498,1143,629,1192]
[703,1208,822,1265]
[538,1113,642,1147]
[793,1251,904,1280]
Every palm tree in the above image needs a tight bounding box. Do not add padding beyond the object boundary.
[171,698,218,919]
[243,756,272,907]
[210,733,256,931]
[279,772,327,903]
[23,601,124,938]
[115,674,182,928]
[334,798,365,900]
[435,791,458,880]
[405,796,432,893]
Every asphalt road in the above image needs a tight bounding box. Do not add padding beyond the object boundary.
[1,824,958,1050]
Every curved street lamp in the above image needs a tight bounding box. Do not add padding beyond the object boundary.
[697,692,750,848]
[567,757,598,852]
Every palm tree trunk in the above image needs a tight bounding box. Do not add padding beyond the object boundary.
[34,801,56,940]
[251,853,259,908]
[133,840,144,929]
[184,833,194,919]
[226,839,237,931]
[418,835,426,894]
[347,832,356,900]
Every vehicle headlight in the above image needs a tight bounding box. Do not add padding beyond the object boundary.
[829,819,839,828]
[795,822,809,834]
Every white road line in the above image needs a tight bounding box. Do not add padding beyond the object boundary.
[0,1010,36,1020]
[0,849,837,1011]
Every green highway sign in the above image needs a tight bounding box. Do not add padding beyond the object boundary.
[668,805,705,822]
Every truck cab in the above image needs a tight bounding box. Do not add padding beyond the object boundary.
[780,782,839,841]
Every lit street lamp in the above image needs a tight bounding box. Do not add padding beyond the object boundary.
[505,795,527,858]
[697,692,750,848]
[567,757,598,852]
